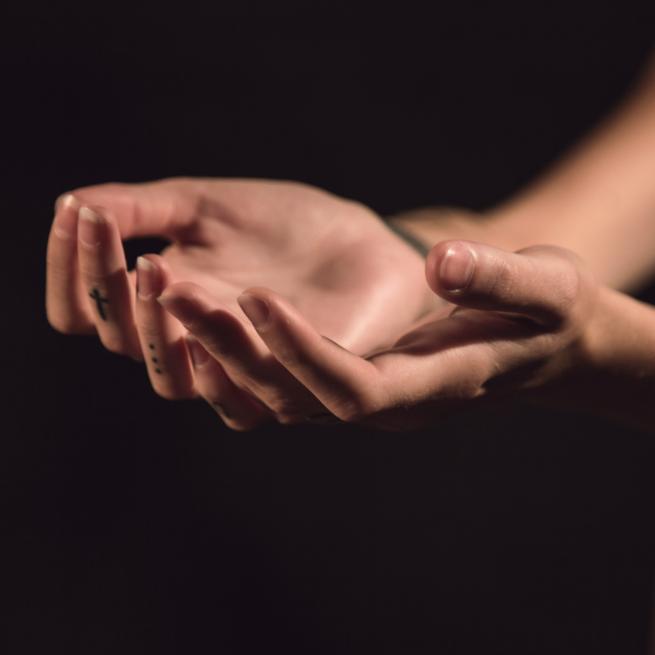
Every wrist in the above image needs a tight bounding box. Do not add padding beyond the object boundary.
[545,285,655,429]
[387,206,503,251]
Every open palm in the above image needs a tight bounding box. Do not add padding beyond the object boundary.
[46,177,433,404]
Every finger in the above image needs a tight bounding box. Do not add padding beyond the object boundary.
[57,178,199,241]
[46,194,97,334]
[77,206,142,359]
[158,282,324,419]
[425,240,583,326]
[236,287,383,422]
[135,255,195,399]
[185,335,273,431]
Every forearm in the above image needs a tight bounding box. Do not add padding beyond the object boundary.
[489,53,655,292]
[393,52,655,292]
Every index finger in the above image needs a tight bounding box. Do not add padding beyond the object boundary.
[46,194,96,334]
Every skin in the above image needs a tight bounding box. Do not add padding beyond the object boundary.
[200,240,652,433]
[390,51,655,294]
[46,53,655,432]
[153,51,655,432]
[46,177,462,427]
[156,236,655,433]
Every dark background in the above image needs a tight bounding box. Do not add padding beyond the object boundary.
[3,5,655,654]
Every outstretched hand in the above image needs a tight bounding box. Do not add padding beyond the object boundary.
[161,238,604,430]
[46,177,434,415]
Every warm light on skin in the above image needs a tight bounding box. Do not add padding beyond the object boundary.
[393,54,655,294]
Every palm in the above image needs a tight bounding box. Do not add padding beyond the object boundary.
[154,179,431,353]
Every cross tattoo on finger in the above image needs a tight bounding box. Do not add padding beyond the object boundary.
[89,287,109,321]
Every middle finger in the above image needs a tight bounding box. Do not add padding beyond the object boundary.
[158,282,325,419]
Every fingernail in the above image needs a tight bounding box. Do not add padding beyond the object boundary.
[136,257,159,300]
[78,206,105,247]
[53,194,80,239]
[439,243,475,292]
[237,294,269,329]
[186,335,209,367]
[55,192,78,212]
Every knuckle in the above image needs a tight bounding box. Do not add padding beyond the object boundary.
[547,261,585,326]
[519,245,589,323]
[486,255,514,298]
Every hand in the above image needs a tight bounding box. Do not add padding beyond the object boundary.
[46,177,439,413]
[166,239,606,430]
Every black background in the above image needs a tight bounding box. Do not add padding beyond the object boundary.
[3,5,655,654]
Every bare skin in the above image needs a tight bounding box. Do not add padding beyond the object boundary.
[46,177,467,427]
[47,51,655,431]
[154,51,655,431]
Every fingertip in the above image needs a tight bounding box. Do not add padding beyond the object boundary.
[54,192,80,213]
[237,292,271,330]
[142,252,174,284]
[136,256,162,300]
[52,194,81,240]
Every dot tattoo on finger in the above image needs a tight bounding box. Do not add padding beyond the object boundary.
[148,342,164,375]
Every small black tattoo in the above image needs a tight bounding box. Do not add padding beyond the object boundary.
[89,287,109,321]
[147,344,163,374]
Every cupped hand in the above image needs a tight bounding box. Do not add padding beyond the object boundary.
[46,177,434,415]
[169,238,603,430]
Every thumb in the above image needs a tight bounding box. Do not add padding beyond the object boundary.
[425,240,584,326]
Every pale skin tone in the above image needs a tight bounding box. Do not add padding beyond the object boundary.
[46,178,449,427]
[46,52,655,432]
